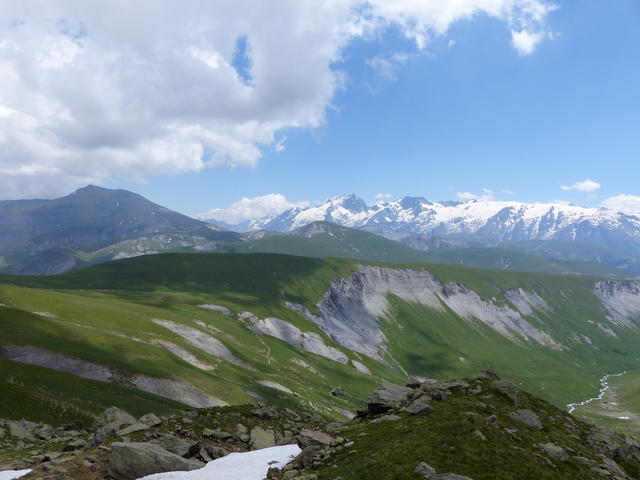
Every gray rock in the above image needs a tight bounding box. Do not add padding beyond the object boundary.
[250,426,276,450]
[150,434,200,458]
[202,429,233,441]
[94,407,136,444]
[537,443,568,462]
[490,380,519,405]
[472,430,486,441]
[405,401,435,415]
[297,429,335,448]
[366,382,412,414]
[117,423,150,436]
[508,409,542,430]
[108,442,204,480]
[415,461,437,478]
[139,413,162,427]
[63,438,87,452]
[7,422,36,442]
[372,414,401,423]
[252,406,279,420]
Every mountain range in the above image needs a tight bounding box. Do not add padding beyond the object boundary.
[201,194,640,273]
[2,186,640,277]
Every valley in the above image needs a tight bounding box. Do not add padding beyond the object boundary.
[2,252,640,436]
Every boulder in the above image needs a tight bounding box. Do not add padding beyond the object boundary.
[490,380,519,405]
[415,461,437,478]
[252,406,279,420]
[63,438,87,452]
[537,443,568,462]
[108,442,203,480]
[250,426,276,450]
[405,401,435,415]
[296,429,334,448]
[93,407,136,444]
[151,434,200,458]
[366,382,412,414]
[139,413,162,427]
[7,422,36,442]
[508,409,542,430]
[117,423,151,436]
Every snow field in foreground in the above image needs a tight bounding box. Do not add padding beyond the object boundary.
[0,470,32,480]
[138,444,302,480]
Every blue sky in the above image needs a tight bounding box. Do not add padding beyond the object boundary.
[114,0,639,217]
[2,1,639,220]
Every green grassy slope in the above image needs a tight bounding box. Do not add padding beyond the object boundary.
[1,252,640,430]
[218,222,439,264]
[428,247,631,278]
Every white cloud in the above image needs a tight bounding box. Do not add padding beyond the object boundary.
[502,189,515,195]
[457,190,494,201]
[195,194,308,224]
[561,179,601,193]
[367,52,410,82]
[375,192,392,199]
[511,30,545,55]
[0,1,556,198]
[602,194,640,214]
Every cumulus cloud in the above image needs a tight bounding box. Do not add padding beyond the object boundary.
[0,0,556,198]
[456,190,494,201]
[195,193,308,224]
[602,194,640,214]
[561,179,601,193]
[511,30,545,55]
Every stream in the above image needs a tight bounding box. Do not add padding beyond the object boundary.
[567,371,627,414]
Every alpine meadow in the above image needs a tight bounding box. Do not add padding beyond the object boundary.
[1,2,640,480]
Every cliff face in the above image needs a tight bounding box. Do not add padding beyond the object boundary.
[294,265,560,360]
[594,280,640,327]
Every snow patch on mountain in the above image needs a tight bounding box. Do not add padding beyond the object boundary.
[223,194,640,254]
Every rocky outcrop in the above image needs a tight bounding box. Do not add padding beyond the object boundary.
[594,280,640,326]
[107,442,204,480]
[294,265,560,360]
[251,316,348,364]
[1,345,224,408]
[153,319,250,369]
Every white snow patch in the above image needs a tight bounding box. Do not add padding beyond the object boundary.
[0,470,32,480]
[138,444,301,480]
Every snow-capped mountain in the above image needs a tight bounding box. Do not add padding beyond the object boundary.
[218,194,640,254]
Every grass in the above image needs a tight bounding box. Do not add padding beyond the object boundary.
[315,378,640,480]
[2,252,640,430]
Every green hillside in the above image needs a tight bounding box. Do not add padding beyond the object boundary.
[428,247,631,278]
[218,222,439,263]
[1,252,640,433]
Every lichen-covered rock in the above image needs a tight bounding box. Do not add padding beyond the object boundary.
[508,409,542,430]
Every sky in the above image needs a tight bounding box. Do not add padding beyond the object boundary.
[1,0,639,223]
